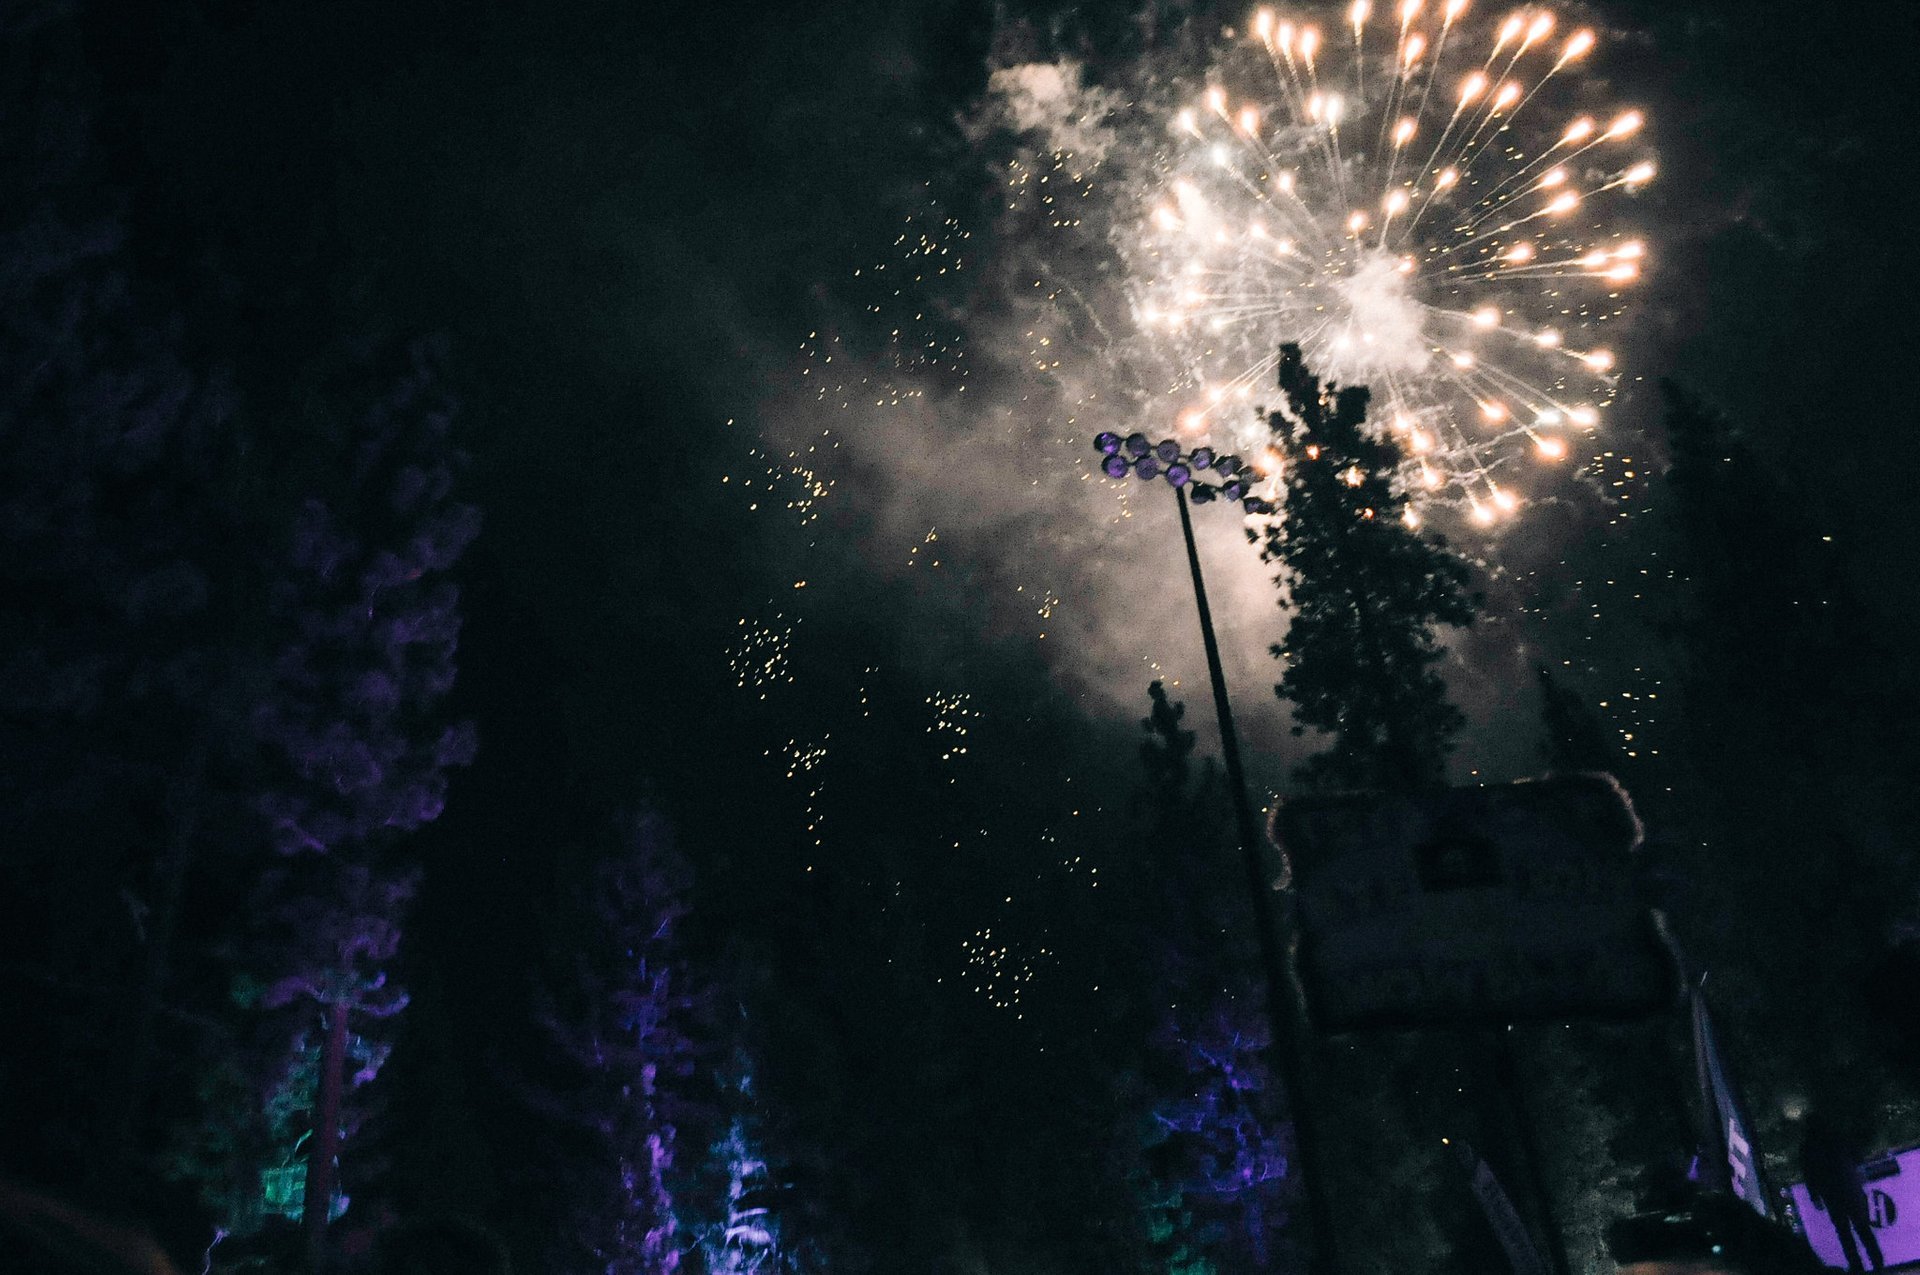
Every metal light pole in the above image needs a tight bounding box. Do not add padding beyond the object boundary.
[1093,431,1344,1275]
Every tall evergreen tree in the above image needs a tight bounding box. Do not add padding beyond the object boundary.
[1529,668,1691,1256]
[1132,681,1232,994]
[249,336,478,1264]
[1259,344,1476,792]
[1657,383,1920,1168]
[1121,683,1296,1273]
[701,1051,800,1275]
[1254,347,1494,1274]
[1141,1001,1293,1275]
[533,810,704,1275]
[1536,666,1628,777]
[0,6,269,1211]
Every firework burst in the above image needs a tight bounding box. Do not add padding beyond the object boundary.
[1128,2,1653,523]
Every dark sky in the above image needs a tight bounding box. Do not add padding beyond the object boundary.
[70,0,1920,1258]
[91,0,1920,687]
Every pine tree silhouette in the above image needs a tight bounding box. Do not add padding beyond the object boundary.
[249,337,478,1264]
[1260,344,1476,792]
[1256,345,1483,1274]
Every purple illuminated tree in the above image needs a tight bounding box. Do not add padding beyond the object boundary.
[535,809,703,1275]
[700,1054,796,1275]
[1143,1003,1294,1274]
[250,336,478,1264]
[1124,683,1296,1273]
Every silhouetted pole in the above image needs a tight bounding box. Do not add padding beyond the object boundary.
[1093,431,1342,1275]
[1175,484,1344,1275]
[1493,1028,1574,1275]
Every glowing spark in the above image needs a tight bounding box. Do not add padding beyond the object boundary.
[1108,3,1651,522]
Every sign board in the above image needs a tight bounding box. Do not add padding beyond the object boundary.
[1271,774,1680,1030]
[1788,1144,1920,1270]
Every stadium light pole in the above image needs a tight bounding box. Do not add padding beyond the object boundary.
[1093,430,1343,1275]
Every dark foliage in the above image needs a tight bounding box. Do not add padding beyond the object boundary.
[1259,344,1476,792]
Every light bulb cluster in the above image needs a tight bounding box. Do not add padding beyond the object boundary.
[1091,431,1278,513]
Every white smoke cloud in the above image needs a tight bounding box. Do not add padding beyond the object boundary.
[979,60,1120,169]
[726,18,1557,787]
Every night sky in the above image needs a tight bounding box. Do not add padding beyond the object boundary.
[16,0,1920,1268]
